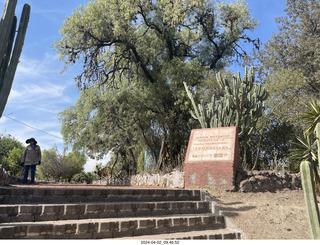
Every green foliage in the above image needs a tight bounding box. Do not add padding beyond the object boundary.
[291,135,316,164]
[290,100,320,169]
[250,122,296,171]
[184,67,268,168]
[257,0,320,129]
[38,146,87,182]
[7,146,24,176]
[263,69,310,129]
[72,171,97,184]
[0,0,30,117]
[55,0,258,174]
[0,133,24,175]
[290,100,320,191]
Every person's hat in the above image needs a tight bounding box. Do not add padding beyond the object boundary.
[26,138,37,144]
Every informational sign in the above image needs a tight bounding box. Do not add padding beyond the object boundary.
[184,126,239,190]
[186,127,236,162]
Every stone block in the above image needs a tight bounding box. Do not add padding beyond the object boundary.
[172,217,188,227]
[0,205,18,216]
[120,220,137,231]
[77,222,99,234]
[100,222,119,232]
[42,205,65,216]
[65,204,86,215]
[19,205,42,216]
[139,219,156,229]
[27,224,54,237]
[12,226,27,238]
[209,234,222,239]
[188,217,201,227]
[223,233,237,239]
[53,224,76,235]
[86,204,106,214]
[0,227,15,239]
[157,218,172,228]
[240,179,252,192]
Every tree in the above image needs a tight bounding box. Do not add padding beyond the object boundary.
[0,133,24,175]
[257,0,320,129]
[7,146,24,176]
[55,0,259,173]
[38,146,87,182]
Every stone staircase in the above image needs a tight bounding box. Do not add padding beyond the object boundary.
[0,186,242,239]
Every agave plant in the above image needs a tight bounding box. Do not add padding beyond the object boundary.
[303,100,320,136]
[290,135,317,163]
[291,100,320,195]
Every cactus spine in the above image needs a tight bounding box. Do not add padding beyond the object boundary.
[300,160,320,239]
[184,67,268,147]
[0,0,31,117]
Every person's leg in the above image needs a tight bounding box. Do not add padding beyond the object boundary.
[23,165,30,184]
[30,165,36,184]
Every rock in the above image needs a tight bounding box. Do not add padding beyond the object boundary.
[263,179,276,192]
[291,174,301,188]
[249,176,256,182]
[240,180,252,192]
[282,179,292,189]
[275,180,283,190]
[252,182,262,192]
[235,171,246,184]
[255,175,268,183]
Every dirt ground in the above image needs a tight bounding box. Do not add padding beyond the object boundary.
[206,188,312,240]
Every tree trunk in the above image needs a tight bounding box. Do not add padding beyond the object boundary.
[273,144,278,170]
[251,132,263,171]
[156,140,165,171]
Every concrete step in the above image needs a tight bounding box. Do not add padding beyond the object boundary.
[0,201,214,223]
[0,186,201,204]
[0,213,226,239]
[116,228,241,240]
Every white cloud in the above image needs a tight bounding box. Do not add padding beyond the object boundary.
[1,52,79,153]
[84,155,111,173]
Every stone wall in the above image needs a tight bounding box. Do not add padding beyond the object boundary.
[94,169,302,193]
[93,170,185,189]
[235,170,301,192]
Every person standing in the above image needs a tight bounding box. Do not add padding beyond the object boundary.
[21,138,41,184]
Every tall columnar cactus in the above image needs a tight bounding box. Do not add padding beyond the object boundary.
[184,67,268,147]
[301,160,320,239]
[300,121,320,239]
[0,0,31,117]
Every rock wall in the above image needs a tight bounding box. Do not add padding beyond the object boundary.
[93,170,185,189]
[94,169,302,193]
[236,170,301,192]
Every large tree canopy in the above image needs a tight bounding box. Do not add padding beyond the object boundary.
[258,0,320,128]
[55,0,259,173]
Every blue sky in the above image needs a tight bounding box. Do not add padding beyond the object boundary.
[0,0,287,172]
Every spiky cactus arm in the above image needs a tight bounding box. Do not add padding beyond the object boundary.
[301,160,320,239]
[0,1,31,117]
[183,82,208,128]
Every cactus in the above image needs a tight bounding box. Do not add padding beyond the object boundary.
[300,160,320,239]
[0,0,31,117]
[184,67,268,148]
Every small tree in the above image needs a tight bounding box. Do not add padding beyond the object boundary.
[38,146,87,182]
[0,134,24,175]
